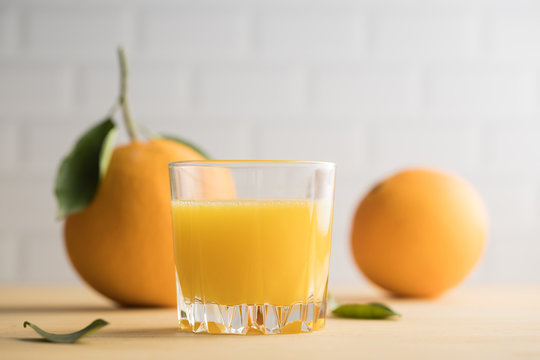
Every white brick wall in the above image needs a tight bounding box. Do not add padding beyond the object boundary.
[486,126,540,177]
[25,7,133,61]
[141,9,250,61]
[0,178,57,230]
[426,65,538,116]
[18,228,77,282]
[372,124,484,176]
[491,232,540,283]
[0,121,18,173]
[1,0,540,287]
[0,7,18,57]
[478,179,539,232]
[0,63,73,117]
[311,66,421,116]
[197,65,306,116]
[22,121,89,175]
[0,230,18,282]
[258,11,365,61]
[488,10,540,59]
[373,10,481,60]
[254,124,367,179]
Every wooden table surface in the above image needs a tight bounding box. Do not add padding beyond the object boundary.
[1,285,539,359]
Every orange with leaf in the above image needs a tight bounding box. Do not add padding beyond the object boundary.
[55,48,233,307]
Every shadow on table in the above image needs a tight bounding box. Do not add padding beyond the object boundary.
[0,305,122,314]
[13,328,193,343]
[102,327,201,338]
[16,338,54,343]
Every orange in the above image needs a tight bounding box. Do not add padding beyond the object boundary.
[351,168,488,298]
[65,138,229,307]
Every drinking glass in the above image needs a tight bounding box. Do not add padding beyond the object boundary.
[169,161,336,334]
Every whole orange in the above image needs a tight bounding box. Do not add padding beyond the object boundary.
[65,138,205,307]
[351,168,488,298]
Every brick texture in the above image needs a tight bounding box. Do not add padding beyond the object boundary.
[141,9,250,61]
[0,63,73,116]
[0,7,18,57]
[427,66,537,116]
[258,11,365,61]
[0,0,539,285]
[373,10,481,60]
[311,66,421,116]
[197,66,306,116]
[488,10,540,59]
[24,7,133,61]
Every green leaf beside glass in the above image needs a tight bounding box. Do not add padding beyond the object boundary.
[23,319,109,343]
[332,302,400,320]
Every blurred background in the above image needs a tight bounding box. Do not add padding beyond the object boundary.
[1,0,539,287]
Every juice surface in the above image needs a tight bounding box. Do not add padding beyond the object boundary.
[172,199,332,306]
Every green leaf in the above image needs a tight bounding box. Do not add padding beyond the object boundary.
[23,319,109,343]
[332,302,400,320]
[54,118,116,219]
[161,134,211,160]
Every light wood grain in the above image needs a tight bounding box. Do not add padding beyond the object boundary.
[1,285,539,359]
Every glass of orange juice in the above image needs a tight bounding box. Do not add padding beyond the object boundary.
[168,161,336,335]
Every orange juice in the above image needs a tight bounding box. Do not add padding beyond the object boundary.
[171,199,332,306]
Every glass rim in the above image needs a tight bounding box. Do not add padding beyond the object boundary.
[169,160,336,169]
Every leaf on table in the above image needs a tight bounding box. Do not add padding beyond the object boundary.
[23,319,109,343]
[332,302,400,320]
[54,118,117,219]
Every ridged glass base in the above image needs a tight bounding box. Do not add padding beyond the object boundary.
[177,300,327,334]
